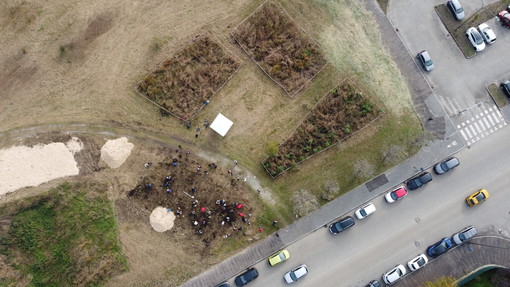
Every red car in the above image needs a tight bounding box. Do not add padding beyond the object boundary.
[498,9,510,28]
[384,186,408,203]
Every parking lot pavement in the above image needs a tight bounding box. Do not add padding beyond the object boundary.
[388,0,510,147]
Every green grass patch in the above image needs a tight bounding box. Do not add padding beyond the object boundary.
[487,83,508,109]
[436,0,510,58]
[463,268,496,287]
[0,182,127,286]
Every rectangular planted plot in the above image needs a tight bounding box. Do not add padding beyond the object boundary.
[232,0,327,97]
[137,36,241,120]
[262,80,383,178]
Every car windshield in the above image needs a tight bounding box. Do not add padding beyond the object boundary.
[360,209,367,217]
[417,257,425,266]
[476,193,485,201]
[290,272,298,281]
[279,253,286,260]
[473,32,483,44]
[425,59,433,66]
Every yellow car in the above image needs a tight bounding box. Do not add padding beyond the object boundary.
[267,249,290,266]
[466,189,490,207]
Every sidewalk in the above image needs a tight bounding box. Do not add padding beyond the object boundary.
[180,0,464,286]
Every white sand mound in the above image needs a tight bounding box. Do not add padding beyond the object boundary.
[150,207,176,232]
[0,142,80,195]
[100,137,134,169]
[66,137,83,154]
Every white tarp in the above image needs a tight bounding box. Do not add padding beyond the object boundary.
[210,113,233,137]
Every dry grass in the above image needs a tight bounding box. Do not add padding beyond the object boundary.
[0,0,423,284]
[232,0,327,97]
[137,36,241,120]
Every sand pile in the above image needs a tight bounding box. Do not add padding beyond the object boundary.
[100,137,134,169]
[149,207,176,232]
[0,141,81,195]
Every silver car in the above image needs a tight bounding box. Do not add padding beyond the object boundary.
[447,0,465,20]
[452,226,478,245]
[417,50,434,71]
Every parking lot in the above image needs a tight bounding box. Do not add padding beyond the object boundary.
[388,0,510,146]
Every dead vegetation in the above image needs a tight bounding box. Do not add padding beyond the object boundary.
[262,80,383,177]
[137,36,242,120]
[232,0,327,96]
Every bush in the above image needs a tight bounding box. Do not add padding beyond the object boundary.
[352,159,375,180]
[320,181,340,201]
[292,189,319,216]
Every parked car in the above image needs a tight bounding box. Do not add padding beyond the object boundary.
[382,264,406,285]
[268,249,290,266]
[365,280,382,287]
[355,203,376,219]
[434,157,460,174]
[385,186,408,203]
[329,216,355,234]
[498,9,510,28]
[417,50,434,71]
[407,254,428,271]
[501,81,510,97]
[466,27,486,52]
[466,189,490,207]
[478,23,496,44]
[215,282,231,287]
[283,264,308,284]
[406,172,432,190]
[447,0,465,20]
[427,237,453,257]
[235,268,259,286]
[452,226,478,245]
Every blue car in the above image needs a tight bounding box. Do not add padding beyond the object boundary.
[427,237,453,257]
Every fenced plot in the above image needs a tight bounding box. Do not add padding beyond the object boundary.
[137,36,242,120]
[232,0,327,97]
[262,79,383,177]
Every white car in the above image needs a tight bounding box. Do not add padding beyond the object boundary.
[477,23,496,44]
[466,27,486,52]
[407,254,428,271]
[355,203,376,219]
[382,264,406,285]
[284,264,308,284]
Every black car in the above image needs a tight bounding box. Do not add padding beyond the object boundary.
[434,157,460,174]
[427,237,453,257]
[235,267,258,286]
[329,216,355,234]
[406,172,432,190]
[501,81,510,97]
[365,280,382,287]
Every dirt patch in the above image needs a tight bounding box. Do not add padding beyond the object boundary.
[232,0,327,97]
[137,35,242,120]
[262,79,382,177]
[127,146,265,252]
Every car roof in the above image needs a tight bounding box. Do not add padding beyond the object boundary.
[395,187,407,197]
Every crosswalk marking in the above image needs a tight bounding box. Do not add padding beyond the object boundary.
[457,104,507,146]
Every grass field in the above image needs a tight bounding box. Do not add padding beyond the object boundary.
[0,182,127,286]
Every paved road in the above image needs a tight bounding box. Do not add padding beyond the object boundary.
[222,110,510,287]
[388,0,510,146]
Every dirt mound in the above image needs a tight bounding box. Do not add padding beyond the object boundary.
[100,137,134,169]
[149,207,176,232]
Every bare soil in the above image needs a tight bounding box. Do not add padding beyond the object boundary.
[262,80,382,177]
[137,36,242,120]
[232,0,327,97]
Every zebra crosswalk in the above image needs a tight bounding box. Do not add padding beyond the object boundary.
[456,104,507,146]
